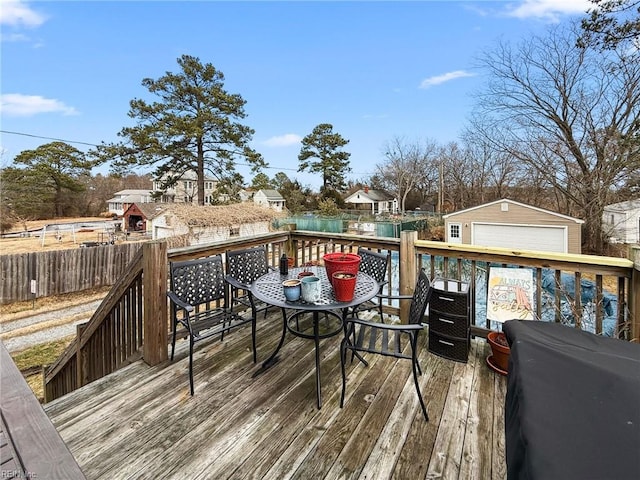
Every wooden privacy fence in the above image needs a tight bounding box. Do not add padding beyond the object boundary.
[0,243,142,304]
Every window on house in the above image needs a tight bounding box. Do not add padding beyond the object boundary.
[229,226,240,237]
[450,224,461,239]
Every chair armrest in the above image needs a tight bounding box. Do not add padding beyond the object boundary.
[167,291,194,313]
[345,317,424,331]
[225,275,250,290]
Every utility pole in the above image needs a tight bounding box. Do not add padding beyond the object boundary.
[438,162,444,214]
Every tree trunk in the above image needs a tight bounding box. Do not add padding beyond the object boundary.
[196,138,205,206]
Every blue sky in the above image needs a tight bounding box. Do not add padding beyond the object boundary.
[1,0,594,190]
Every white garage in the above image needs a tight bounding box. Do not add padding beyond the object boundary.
[472,223,567,253]
[443,199,584,254]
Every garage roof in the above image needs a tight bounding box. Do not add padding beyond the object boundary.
[442,199,584,224]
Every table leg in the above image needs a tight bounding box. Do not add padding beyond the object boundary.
[256,307,287,374]
[314,311,322,409]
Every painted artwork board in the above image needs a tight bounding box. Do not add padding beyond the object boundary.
[487,267,535,323]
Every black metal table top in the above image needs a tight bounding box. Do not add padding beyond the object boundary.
[251,267,379,311]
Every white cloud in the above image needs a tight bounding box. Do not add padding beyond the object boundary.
[263,133,302,147]
[505,0,592,22]
[419,70,476,89]
[0,0,47,27]
[1,93,79,117]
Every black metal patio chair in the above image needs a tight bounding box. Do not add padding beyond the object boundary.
[350,247,390,321]
[168,255,257,395]
[340,269,432,420]
[225,245,277,321]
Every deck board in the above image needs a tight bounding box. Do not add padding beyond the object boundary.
[44,310,507,480]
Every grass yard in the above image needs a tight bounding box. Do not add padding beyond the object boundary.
[10,337,75,402]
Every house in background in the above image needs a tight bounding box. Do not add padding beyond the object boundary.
[344,188,398,215]
[107,189,153,216]
[253,189,286,212]
[148,202,280,246]
[152,171,220,205]
[443,199,584,254]
[603,199,640,244]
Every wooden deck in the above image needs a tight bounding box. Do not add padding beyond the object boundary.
[44,309,507,480]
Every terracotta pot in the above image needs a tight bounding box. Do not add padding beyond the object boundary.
[323,253,361,286]
[487,331,510,374]
[332,271,357,302]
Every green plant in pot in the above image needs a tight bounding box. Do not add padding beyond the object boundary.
[487,330,510,375]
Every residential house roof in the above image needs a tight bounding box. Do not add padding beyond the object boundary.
[113,189,153,196]
[345,189,396,202]
[256,189,285,201]
[442,198,584,224]
[132,203,171,220]
[604,199,640,212]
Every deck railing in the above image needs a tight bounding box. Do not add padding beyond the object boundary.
[43,229,638,402]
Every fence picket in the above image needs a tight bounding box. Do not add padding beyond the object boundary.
[0,243,142,304]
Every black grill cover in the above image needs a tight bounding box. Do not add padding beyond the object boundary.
[503,320,640,480]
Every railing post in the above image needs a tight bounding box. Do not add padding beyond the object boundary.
[143,240,168,366]
[630,246,640,342]
[399,230,418,323]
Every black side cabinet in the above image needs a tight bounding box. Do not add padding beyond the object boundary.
[428,278,470,363]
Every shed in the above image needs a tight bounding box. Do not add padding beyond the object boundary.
[443,199,584,254]
[149,203,280,246]
[344,189,398,214]
[603,199,640,244]
[122,203,168,233]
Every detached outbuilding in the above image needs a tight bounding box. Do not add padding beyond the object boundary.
[149,203,280,246]
[443,199,584,254]
[122,203,169,233]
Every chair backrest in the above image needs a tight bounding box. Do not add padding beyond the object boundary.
[357,248,390,284]
[408,270,432,325]
[226,246,270,285]
[169,255,226,306]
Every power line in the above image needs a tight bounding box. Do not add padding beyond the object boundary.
[0,130,100,147]
[0,129,376,176]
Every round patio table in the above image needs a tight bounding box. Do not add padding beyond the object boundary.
[251,266,378,409]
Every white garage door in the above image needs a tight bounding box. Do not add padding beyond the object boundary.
[472,223,567,253]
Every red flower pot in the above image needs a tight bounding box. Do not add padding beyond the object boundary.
[487,331,510,375]
[332,272,357,302]
[323,253,361,286]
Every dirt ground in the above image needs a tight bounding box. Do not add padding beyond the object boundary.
[1,217,122,254]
